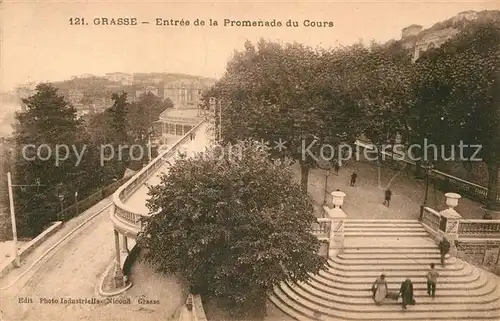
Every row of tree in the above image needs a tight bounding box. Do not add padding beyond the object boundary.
[205,22,500,209]
[10,85,172,236]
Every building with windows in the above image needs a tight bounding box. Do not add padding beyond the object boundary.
[135,86,160,98]
[156,78,215,147]
[105,72,134,86]
[401,10,484,61]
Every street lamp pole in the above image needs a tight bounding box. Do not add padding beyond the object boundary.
[75,191,79,217]
[58,194,65,221]
[7,172,20,267]
[419,163,433,221]
[324,168,332,205]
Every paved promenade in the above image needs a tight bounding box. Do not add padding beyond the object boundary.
[294,159,485,220]
[123,122,210,214]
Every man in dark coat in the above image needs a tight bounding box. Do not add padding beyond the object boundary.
[383,188,392,206]
[399,278,415,310]
[350,171,357,186]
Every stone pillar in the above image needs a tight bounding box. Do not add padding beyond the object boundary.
[323,191,347,258]
[113,230,124,288]
[437,193,462,257]
[114,230,121,266]
[121,234,129,253]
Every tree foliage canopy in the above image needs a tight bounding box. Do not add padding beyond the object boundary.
[137,141,327,307]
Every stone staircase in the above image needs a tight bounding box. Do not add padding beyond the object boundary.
[270,220,500,320]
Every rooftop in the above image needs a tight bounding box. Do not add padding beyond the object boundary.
[159,108,201,120]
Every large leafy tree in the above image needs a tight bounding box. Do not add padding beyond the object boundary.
[126,93,173,168]
[414,22,500,208]
[127,92,173,145]
[206,40,357,192]
[103,92,130,178]
[138,141,326,315]
[12,84,93,235]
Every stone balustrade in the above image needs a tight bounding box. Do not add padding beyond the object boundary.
[416,192,500,274]
[112,120,206,235]
[458,219,500,238]
[355,140,499,203]
[421,207,441,238]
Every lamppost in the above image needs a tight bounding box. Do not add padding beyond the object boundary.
[419,161,434,221]
[74,191,78,217]
[317,160,333,206]
[58,193,65,221]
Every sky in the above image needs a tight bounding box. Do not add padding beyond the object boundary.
[1,0,499,91]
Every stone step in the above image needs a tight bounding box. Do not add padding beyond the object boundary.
[269,295,311,321]
[280,283,500,312]
[344,237,437,248]
[271,287,500,320]
[303,274,495,299]
[330,256,457,266]
[327,259,463,272]
[346,219,420,223]
[345,222,423,227]
[337,253,443,260]
[345,227,427,232]
[342,248,440,254]
[308,268,486,292]
[287,280,500,306]
[281,281,500,312]
[320,263,473,283]
[324,263,468,278]
[344,232,430,237]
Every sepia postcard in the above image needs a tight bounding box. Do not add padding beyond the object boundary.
[1,1,500,320]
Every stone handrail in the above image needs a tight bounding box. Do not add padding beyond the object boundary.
[355,140,499,203]
[112,120,206,229]
[421,207,441,237]
[458,219,500,238]
[419,204,500,240]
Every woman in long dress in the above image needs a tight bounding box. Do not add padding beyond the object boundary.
[371,274,388,305]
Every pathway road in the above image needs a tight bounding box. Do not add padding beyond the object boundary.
[0,122,211,321]
[300,158,485,219]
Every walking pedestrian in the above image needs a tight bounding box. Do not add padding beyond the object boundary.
[383,188,392,206]
[426,263,439,298]
[334,162,340,175]
[399,278,415,310]
[438,238,450,267]
[350,171,357,186]
[371,274,388,306]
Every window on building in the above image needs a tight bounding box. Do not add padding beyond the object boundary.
[176,124,183,135]
[183,125,192,134]
[168,123,175,135]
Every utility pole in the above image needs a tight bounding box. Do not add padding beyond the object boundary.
[7,172,20,267]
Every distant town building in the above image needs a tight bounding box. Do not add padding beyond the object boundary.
[92,97,113,113]
[71,74,95,80]
[163,78,216,109]
[136,86,160,98]
[402,10,486,61]
[105,72,134,86]
[67,89,84,105]
[156,78,216,147]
